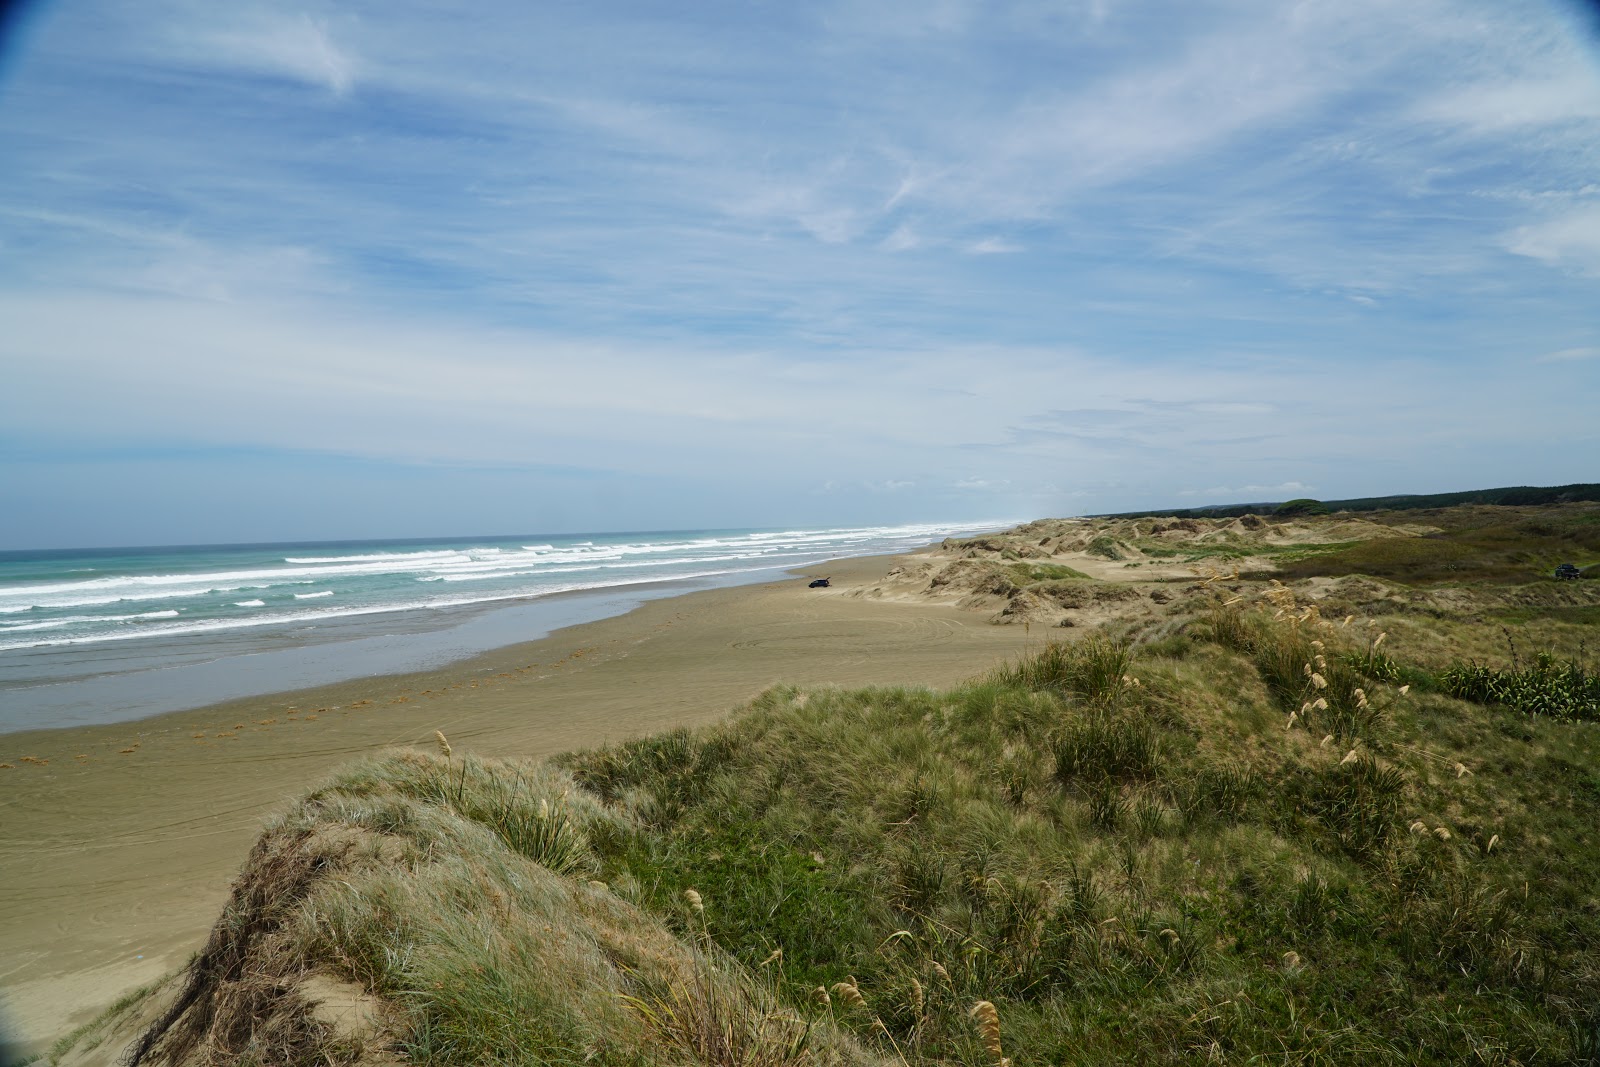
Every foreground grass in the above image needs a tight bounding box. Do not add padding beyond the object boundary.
[559,618,1599,1065]
[73,578,1600,1065]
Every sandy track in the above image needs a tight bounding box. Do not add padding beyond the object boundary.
[0,553,1035,1054]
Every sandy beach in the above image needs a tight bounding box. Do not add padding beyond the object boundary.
[0,552,1036,1054]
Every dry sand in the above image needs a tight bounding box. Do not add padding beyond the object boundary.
[0,553,1038,1055]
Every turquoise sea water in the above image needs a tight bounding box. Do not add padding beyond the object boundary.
[0,521,1006,733]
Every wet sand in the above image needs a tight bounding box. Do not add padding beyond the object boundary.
[0,553,1034,1054]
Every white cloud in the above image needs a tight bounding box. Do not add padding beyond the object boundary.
[1416,74,1600,130]
[968,237,1021,255]
[880,225,922,251]
[188,12,359,93]
[1505,205,1600,273]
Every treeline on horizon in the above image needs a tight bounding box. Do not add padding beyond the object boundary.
[1100,482,1600,521]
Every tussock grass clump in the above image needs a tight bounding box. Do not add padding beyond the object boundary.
[990,636,1132,705]
[1051,716,1161,785]
[103,750,883,1067]
[1201,584,1399,744]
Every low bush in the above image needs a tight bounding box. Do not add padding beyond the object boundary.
[1440,653,1599,721]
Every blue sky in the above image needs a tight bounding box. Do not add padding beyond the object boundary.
[1,0,1598,548]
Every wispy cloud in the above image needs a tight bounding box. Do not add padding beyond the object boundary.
[172,10,359,93]
[968,237,1022,255]
[1506,204,1600,273]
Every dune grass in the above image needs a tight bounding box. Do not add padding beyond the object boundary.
[555,611,1600,1064]
[1004,562,1092,585]
[74,538,1600,1066]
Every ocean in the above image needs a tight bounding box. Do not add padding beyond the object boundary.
[0,521,1007,733]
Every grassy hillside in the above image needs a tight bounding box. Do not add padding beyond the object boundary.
[1101,482,1600,520]
[50,515,1600,1067]
[1275,503,1600,585]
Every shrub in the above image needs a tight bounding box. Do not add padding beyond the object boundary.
[1440,654,1599,722]
[1085,535,1125,560]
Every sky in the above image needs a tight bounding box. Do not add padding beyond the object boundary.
[1,0,1598,549]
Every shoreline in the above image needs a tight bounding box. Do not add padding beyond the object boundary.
[0,562,825,736]
[0,549,1036,1055]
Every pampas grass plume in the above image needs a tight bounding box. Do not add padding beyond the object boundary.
[970,1000,1008,1066]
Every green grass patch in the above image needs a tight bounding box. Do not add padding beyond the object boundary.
[1006,562,1092,584]
[1136,540,1361,565]
[1497,604,1600,626]
[1085,535,1124,560]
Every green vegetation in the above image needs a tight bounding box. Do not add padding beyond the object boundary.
[1136,539,1357,566]
[1273,498,1329,516]
[1103,482,1600,520]
[1084,535,1123,560]
[554,614,1599,1065]
[1440,652,1599,722]
[1005,562,1091,585]
[1278,508,1600,586]
[109,750,876,1067]
[1497,604,1600,626]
